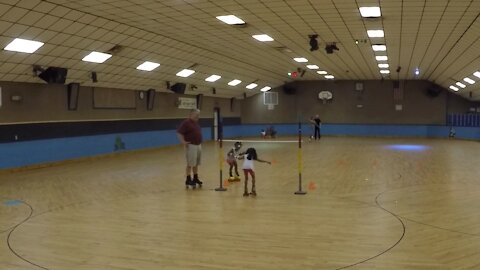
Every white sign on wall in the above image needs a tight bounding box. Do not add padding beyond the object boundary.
[177,97,197,109]
[0,87,2,108]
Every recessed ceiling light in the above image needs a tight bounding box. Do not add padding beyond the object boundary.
[82,51,112,63]
[4,38,44,53]
[205,75,221,82]
[317,70,328,75]
[463,77,475,84]
[372,45,386,51]
[375,55,388,61]
[378,63,389,68]
[176,69,195,77]
[136,61,160,71]
[246,83,258,89]
[456,82,466,88]
[380,70,390,74]
[228,79,242,86]
[216,15,245,25]
[252,34,274,42]
[449,85,459,91]
[474,71,480,78]
[325,75,334,79]
[294,57,308,63]
[359,7,381,18]
[260,86,271,92]
[306,65,319,70]
[367,30,384,38]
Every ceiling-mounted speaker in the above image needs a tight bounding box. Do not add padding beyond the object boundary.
[170,83,186,94]
[230,97,235,112]
[196,94,203,110]
[91,72,98,83]
[67,83,79,110]
[38,67,67,84]
[426,84,442,98]
[283,85,296,95]
[146,89,155,110]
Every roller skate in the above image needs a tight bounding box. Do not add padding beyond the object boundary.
[228,176,236,182]
[243,190,249,197]
[249,190,257,197]
[185,176,196,189]
[193,175,203,188]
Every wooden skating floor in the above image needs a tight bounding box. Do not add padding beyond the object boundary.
[1,137,479,270]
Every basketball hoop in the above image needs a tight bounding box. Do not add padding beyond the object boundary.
[318,91,333,104]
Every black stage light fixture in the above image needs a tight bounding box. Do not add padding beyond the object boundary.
[325,43,339,54]
[309,34,319,51]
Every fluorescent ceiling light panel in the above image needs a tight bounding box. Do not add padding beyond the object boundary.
[317,70,328,75]
[82,51,112,63]
[246,83,258,89]
[136,61,160,71]
[372,45,387,51]
[375,55,388,61]
[474,71,480,78]
[359,7,381,17]
[463,77,475,84]
[449,85,459,91]
[455,82,466,88]
[306,65,319,69]
[205,75,221,82]
[294,57,308,63]
[367,30,384,38]
[378,63,389,68]
[380,70,390,74]
[176,69,195,77]
[325,75,334,79]
[252,34,274,42]
[216,15,245,25]
[260,86,271,92]
[228,79,242,86]
[4,38,44,53]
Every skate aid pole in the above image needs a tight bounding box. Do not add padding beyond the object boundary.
[215,123,227,192]
[295,121,307,195]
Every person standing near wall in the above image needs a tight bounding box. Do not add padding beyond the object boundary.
[308,116,315,141]
[313,114,322,140]
[177,109,203,188]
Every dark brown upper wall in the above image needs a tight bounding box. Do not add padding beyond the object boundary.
[446,91,479,114]
[242,80,478,125]
[0,81,241,124]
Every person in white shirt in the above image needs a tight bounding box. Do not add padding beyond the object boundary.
[226,142,242,181]
[239,147,271,197]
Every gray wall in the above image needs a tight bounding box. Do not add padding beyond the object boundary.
[0,81,241,124]
[242,80,479,125]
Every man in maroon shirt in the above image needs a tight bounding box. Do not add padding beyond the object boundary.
[177,109,203,187]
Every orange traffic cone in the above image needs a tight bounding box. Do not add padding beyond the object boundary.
[308,181,317,191]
